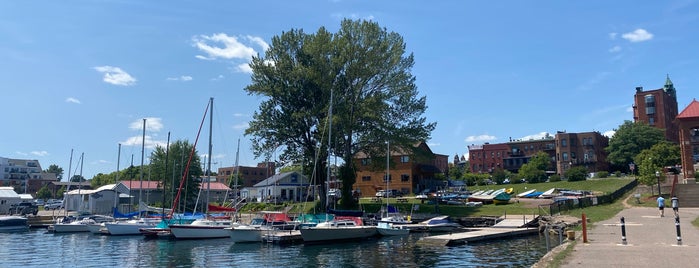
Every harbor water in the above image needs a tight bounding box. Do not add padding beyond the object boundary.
[1,229,559,267]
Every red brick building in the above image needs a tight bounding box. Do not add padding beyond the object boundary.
[353,141,448,196]
[216,162,275,188]
[554,131,609,174]
[677,99,699,179]
[633,76,679,143]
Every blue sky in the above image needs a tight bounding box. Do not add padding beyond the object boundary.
[1,0,698,180]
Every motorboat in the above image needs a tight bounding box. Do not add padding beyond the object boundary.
[299,216,377,243]
[377,221,409,236]
[401,216,462,233]
[228,212,297,243]
[0,215,28,232]
[49,215,115,233]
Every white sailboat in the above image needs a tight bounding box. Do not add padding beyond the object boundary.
[299,88,377,243]
[377,141,409,236]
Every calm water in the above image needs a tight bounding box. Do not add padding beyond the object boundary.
[0,229,557,267]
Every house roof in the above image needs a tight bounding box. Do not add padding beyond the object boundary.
[677,99,699,119]
[117,180,231,191]
[253,171,309,187]
[0,187,21,199]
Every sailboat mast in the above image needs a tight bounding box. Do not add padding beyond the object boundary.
[65,149,73,217]
[386,141,389,210]
[162,132,170,218]
[114,143,121,215]
[326,88,333,211]
[79,152,84,212]
[234,138,240,203]
[139,118,146,215]
[205,97,213,214]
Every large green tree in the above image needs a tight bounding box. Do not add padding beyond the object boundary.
[44,164,64,181]
[634,141,681,195]
[518,152,550,183]
[606,120,666,172]
[149,140,203,213]
[245,19,435,209]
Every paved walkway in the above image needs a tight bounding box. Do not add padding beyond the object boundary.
[560,207,699,267]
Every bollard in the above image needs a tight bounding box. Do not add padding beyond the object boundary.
[675,215,682,245]
[620,216,627,245]
[582,213,588,243]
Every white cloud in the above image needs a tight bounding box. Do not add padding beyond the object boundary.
[93,66,136,86]
[609,32,618,40]
[519,132,550,141]
[332,13,375,21]
[167,75,193,81]
[246,35,270,52]
[192,33,258,60]
[128,117,164,132]
[65,97,81,104]
[464,134,497,143]
[120,135,167,149]
[236,63,253,74]
[232,122,249,130]
[30,151,49,157]
[210,74,225,81]
[233,113,248,117]
[15,151,28,156]
[603,130,616,137]
[622,29,654,42]
[608,46,621,53]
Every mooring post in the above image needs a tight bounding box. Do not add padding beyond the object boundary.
[582,213,588,243]
[675,215,682,245]
[620,216,627,245]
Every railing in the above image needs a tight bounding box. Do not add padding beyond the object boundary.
[541,179,638,215]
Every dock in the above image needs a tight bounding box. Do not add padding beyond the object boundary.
[262,230,303,245]
[417,215,539,246]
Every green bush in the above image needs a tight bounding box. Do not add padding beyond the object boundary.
[596,171,609,178]
[548,174,562,182]
[565,166,588,182]
[614,171,622,177]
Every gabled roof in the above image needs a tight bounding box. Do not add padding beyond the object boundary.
[677,99,699,119]
[253,171,309,187]
[117,180,232,191]
[0,187,21,199]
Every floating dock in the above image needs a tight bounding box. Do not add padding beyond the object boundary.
[417,215,539,246]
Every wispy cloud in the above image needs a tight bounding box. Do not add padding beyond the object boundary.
[603,130,616,137]
[519,132,550,141]
[128,117,164,132]
[65,97,81,104]
[608,45,621,53]
[93,66,136,86]
[622,29,654,42]
[15,151,28,156]
[331,13,375,21]
[120,135,166,149]
[31,151,49,157]
[232,122,249,130]
[166,75,193,81]
[608,32,618,40]
[464,134,496,143]
[210,74,225,81]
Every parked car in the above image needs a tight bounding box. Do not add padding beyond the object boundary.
[33,199,45,206]
[375,189,403,198]
[44,200,64,210]
[11,202,38,215]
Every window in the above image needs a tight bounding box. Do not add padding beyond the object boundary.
[571,152,576,159]
[362,176,371,182]
[361,158,371,166]
[649,117,655,125]
[562,152,569,161]
[561,139,567,147]
[400,156,409,163]
[383,174,392,182]
[401,174,409,182]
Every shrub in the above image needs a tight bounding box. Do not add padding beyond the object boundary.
[565,166,588,182]
[548,174,562,182]
[614,171,622,177]
[596,171,609,178]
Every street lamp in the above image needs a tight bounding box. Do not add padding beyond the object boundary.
[655,171,661,196]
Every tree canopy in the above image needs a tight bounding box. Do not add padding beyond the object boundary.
[634,141,681,194]
[606,120,666,171]
[149,140,203,213]
[245,19,435,209]
[44,164,64,181]
[518,152,550,183]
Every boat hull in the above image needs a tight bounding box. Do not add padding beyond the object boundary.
[0,216,28,232]
[169,225,230,239]
[377,222,409,236]
[104,219,161,235]
[50,223,90,233]
[300,226,377,243]
[229,226,274,243]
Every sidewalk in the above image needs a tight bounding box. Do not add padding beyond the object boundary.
[560,207,699,267]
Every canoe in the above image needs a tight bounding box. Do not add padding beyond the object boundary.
[516,189,536,198]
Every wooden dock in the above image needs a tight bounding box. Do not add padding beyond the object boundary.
[417,215,539,246]
[262,230,303,245]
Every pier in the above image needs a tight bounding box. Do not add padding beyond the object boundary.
[417,215,539,246]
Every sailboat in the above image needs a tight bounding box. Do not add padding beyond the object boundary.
[377,141,410,236]
[299,88,377,243]
[169,98,235,239]
[104,118,162,235]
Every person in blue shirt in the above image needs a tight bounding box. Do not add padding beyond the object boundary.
[657,196,665,217]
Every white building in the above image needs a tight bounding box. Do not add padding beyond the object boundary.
[248,171,312,203]
[64,184,128,214]
[0,186,22,214]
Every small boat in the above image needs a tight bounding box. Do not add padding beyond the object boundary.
[49,215,115,233]
[492,191,511,205]
[516,189,536,198]
[228,212,297,243]
[104,217,162,235]
[538,188,561,199]
[169,218,233,239]
[377,221,409,236]
[0,216,28,232]
[402,216,462,233]
[299,216,377,243]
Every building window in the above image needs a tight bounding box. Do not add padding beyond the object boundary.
[401,174,409,182]
[400,156,409,163]
[645,94,656,115]
[562,152,569,161]
[361,158,371,166]
[571,152,576,159]
[383,174,392,182]
[561,139,567,147]
[649,117,655,125]
[362,176,371,182]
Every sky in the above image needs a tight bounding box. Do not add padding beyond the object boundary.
[2,0,698,180]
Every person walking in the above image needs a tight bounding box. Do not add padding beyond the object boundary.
[671,195,679,217]
[657,195,665,217]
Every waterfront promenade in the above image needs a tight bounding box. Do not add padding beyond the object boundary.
[558,207,699,267]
